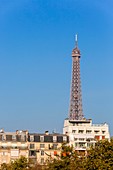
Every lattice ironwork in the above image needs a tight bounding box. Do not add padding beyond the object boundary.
[69,36,84,120]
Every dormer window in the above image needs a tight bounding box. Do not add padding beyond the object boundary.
[21,135,26,142]
[12,135,16,141]
[53,136,57,142]
[30,135,34,142]
[40,136,44,142]
[63,136,67,142]
[2,135,6,141]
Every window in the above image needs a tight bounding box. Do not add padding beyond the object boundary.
[41,158,44,164]
[53,136,57,142]
[72,130,76,133]
[40,136,44,142]
[21,135,26,142]
[30,135,34,142]
[95,136,100,140]
[78,130,84,133]
[48,144,51,149]
[86,138,93,142]
[102,131,105,134]
[87,143,93,147]
[29,150,36,156]
[2,152,7,156]
[53,144,57,149]
[2,135,6,141]
[79,143,85,147]
[75,143,78,147]
[102,136,105,140]
[74,138,77,141]
[63,136,67,142]
[12,135,16,141]
[94,130,99,134]
[86,130,92,134]
[40,144,45,149]
[30,144,34,149]
[79,138,84,141]
[41,150,44,156]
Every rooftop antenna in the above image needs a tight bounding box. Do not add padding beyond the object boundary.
[75,34,78,47]
[52,129,56,134]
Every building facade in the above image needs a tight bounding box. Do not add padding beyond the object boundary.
[63,119,110,153]
[28,132,69,165]
[0,129,68,165]
[0,130,28,165]
[63,35,110,152]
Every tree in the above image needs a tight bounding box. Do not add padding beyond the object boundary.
[11,156,28,170]
[0,157,28,170]
[0,163,11,170]
[45,140,113,170]
[84,139,113,170]
[45,143,85,170]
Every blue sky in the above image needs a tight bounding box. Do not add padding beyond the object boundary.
[0,0,113,135]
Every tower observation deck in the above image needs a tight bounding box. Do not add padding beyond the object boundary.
[69,35,84,121]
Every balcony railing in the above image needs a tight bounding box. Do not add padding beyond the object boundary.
[0,146,28,150]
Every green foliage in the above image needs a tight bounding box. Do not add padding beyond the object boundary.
[46,140,113,170]
[0,157,28,170]
[11,156,28,170]
[45,143,84,170]
[0,163,11,170]
[84,139,113,170]
[0,157,44,170]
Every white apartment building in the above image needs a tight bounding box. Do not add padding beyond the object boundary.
[63,118,110,153]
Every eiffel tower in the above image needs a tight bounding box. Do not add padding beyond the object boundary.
[69,35,84,120]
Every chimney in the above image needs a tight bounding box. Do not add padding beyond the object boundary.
[45,131,49,135]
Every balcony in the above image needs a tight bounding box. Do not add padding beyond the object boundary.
[75,146,86,151]
[0,146,28,150]
[18,146,28,150]
[29,155,37,159]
